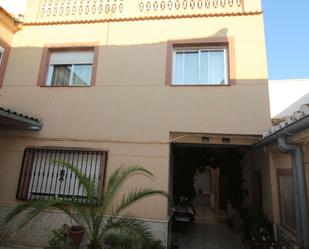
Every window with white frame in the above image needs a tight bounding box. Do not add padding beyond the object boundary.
[0,45,4,65]
[46,50,94,86]
[172,47,228,85]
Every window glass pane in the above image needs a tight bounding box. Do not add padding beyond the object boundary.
[207,50,225,84]
[173,52,184,84]
[72,64,92,86]
[50,65,72,86]
[172,48,227,85]
[200,51,209,83]
[279,175,296,231]
[183,51,198,84]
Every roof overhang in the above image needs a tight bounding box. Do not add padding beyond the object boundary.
[0,7,21,33]
[170,132,261,146]
[253,114,309,148]
[0,108,42,131]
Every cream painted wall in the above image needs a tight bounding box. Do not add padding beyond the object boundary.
[0,0,270,222]
[0,136,170,220]
[2,15,270,140]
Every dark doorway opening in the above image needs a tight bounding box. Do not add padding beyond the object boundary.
[170,143,249,249]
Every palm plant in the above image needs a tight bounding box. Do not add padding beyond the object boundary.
[5,162,169,249]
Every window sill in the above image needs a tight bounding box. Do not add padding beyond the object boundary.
[169,83,231,87]
[39,85,93,88]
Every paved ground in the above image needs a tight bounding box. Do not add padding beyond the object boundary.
[1,223,245,249]
[173,223,245,249]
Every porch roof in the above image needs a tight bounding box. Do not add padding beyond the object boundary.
[0,107,43,131]
[254,103,309,147]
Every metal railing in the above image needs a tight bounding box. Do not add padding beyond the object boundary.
[17,147,107,202]
[36,0,244,21]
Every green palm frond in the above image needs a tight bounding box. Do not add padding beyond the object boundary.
[112,188,169,216]
[5,164,168,249]
[104,216,155,248]
[102,165,155,211]
[5,199,64,230]
[4,202,34,225]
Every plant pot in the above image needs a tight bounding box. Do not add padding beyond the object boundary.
[68,225,84,248]
[87,242,102,249]
[253,242,264,249]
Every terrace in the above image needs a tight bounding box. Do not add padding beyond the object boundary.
[24,0,261,24]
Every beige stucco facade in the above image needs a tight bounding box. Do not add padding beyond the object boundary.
[0,0,271,246]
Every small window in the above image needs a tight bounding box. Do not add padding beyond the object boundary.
[46,50,94,86]
[172,47,228,85]
[16,147,107,202]
[0,46,4,64]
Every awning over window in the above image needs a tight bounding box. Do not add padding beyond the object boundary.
[0,107,43,131]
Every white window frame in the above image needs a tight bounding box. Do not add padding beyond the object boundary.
[0,45,4,65]
[46,50,94,86]
[172,47,228,85]
[46,63,93,86]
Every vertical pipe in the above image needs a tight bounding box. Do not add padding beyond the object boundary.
[295,147,309,249]
[278,136,309,249]
[291,154,303,246]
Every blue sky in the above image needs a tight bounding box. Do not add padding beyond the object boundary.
[262,0,309,80]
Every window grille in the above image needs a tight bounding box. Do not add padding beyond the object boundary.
[16,147,107,202]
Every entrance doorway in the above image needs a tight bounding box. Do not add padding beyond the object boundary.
[170,143,250,249]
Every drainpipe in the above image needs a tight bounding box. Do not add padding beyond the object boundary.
[278,136,309,249]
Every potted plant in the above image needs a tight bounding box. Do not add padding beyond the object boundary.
[5,164,169,249]
[68,225,84,247]
[241,208,275,249]
[44,225,74,249]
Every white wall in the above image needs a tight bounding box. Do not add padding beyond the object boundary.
[268,79,309,118]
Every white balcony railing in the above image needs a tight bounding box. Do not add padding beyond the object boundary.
[138,0,242,12]
[39,0,124,18]
[34,0,250,23]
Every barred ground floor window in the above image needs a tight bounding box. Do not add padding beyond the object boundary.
[16,147,107,202]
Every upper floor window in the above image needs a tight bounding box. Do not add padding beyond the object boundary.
[172,47,228,85]
[0,45,4,64]
[46,50,94,86]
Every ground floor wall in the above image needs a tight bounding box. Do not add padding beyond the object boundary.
[0,206,170,247]
[0,136,170,247]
